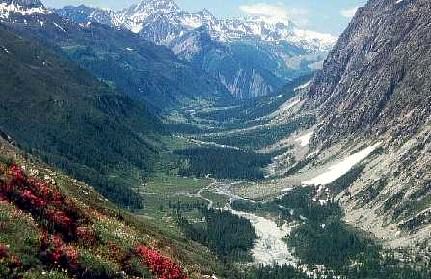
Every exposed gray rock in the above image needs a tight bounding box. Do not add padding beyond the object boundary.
[309,0,431,147]
[306,0,431,247]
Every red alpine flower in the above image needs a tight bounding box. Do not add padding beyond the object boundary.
[135,245,188,279]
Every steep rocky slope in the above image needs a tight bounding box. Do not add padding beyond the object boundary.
[309,0,430,146]
[306,0,431,248]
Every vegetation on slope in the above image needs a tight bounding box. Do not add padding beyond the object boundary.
[199,115,315,151]
[0,162,187,279]
[4,14,231,113]
[0,136,235,279]
[194,73,313,126]
[0,24,163,208]
[173,202,257,263]
[174,147,272,180]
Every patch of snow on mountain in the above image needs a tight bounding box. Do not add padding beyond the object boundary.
[290,29,337,51]
[53,22,66,32]
[294,81,311,91]
[1,46,10,53]
[296,132,313,147]
[303,143,381,185]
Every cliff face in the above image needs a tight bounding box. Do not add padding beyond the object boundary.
[308,0,430,147]
[304,0,431,248]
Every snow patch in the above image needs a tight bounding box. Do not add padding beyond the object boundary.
[294,81,311,91]
[53,22,66,33]
[303,143,381,186]
[295,132,313,147]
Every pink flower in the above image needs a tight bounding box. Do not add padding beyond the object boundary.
[135,245,188,279]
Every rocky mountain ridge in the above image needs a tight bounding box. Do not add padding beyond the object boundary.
[59,0,336,51]
[57,0,336,99]
[1,0,42,8]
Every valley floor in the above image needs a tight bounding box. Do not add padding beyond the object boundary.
[136,90,430,278]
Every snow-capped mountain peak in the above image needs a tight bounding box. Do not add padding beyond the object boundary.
[114,0,181,34]
[1,0,42,8]
[132,0,180,14]
[113,0,335,51]
[56,0,336,51]
[0,0,49,19]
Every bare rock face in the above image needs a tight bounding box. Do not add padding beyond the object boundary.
[306,0,431,248]
[309,0,431,147]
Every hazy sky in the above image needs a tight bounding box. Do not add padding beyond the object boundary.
[42,0,368,35]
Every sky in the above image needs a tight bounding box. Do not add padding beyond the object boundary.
[42,0,368,35]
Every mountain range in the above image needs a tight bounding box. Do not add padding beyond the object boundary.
[0,0,232,112]
[57,0,336,98]
[0,0,430,278]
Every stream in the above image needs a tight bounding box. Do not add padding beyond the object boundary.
[205,181,297,267]
[229,208,297,266]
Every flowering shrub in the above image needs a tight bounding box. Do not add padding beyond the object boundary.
[75,226,97,245]
[135,245,188,279]
[19,189,47,208]
[40,234,79,271]
[27,178,64,206]
[1,164,189,279]
[0,164,89,239]
[0,244,9,259]
[7,164,24,181]
[45,209,74,230]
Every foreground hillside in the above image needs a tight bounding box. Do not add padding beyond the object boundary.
[0,135,230,278]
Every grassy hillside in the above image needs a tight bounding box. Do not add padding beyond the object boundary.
[0,24,163,208]
[0,136,230,279]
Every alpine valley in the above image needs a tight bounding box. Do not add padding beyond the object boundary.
[0,0,430,279]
